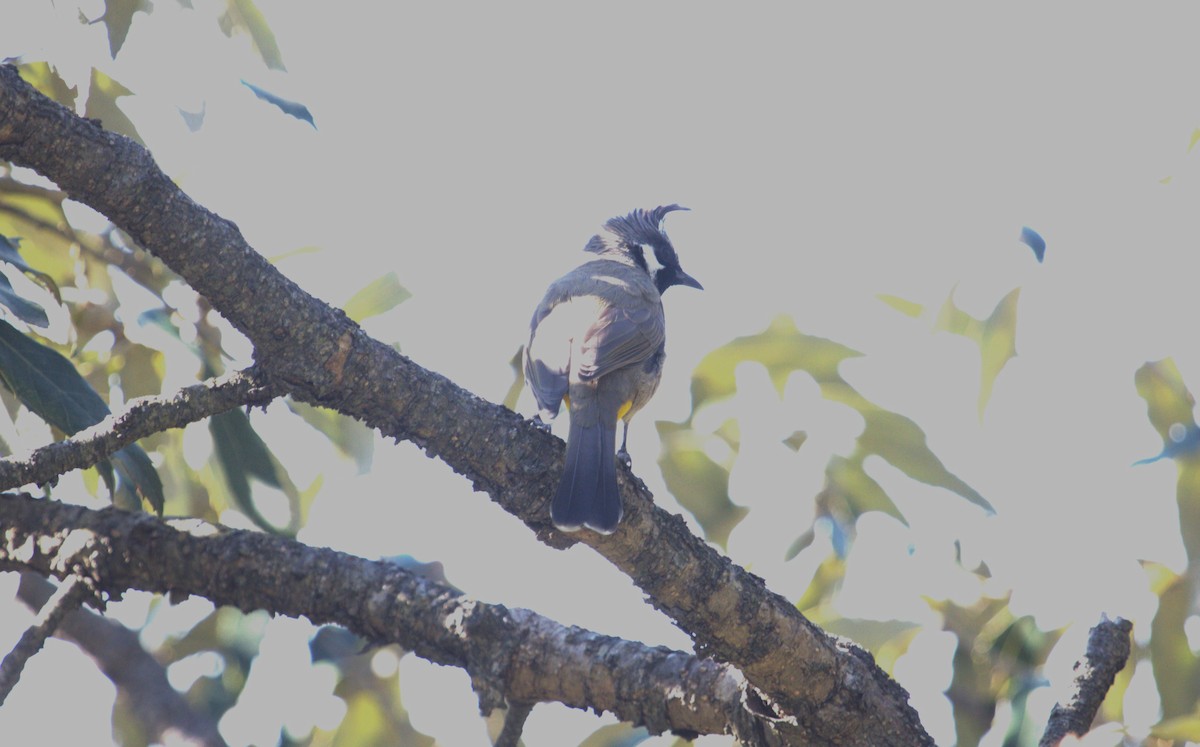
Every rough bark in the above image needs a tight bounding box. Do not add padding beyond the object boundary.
[1039,617,1132,747]
[0,367,277,492]
[0,493,789,744]
[0,63,931,744]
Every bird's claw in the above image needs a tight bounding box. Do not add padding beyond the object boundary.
[530,414,553,433]
[617,448,632,469]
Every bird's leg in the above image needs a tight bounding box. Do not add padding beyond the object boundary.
[530,411,554,433]
[617,421,632,469]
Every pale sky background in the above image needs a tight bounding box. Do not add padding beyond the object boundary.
[4,2,1200,745]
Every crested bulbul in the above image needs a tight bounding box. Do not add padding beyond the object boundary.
[525,205,702,533]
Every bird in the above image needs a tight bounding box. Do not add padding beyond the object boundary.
[525,205,702,533]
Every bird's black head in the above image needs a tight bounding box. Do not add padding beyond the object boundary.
[585,204,703,294]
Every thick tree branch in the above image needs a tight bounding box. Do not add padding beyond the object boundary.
[0,65,929,744]
[0,367,278,491]
[1039,617,1132,747]
[0,573,85,705]
[15,572,228,747]
[0,493,791,744]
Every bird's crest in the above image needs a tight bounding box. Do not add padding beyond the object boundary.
[586,204,689,253]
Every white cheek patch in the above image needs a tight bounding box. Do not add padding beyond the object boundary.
[640,244,666,275]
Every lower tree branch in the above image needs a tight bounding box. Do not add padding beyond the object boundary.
[15,572,228,747]
[0,493,790,744]
[1039,616,1132,747]
[0,573,86,705]
[0,367,278,491]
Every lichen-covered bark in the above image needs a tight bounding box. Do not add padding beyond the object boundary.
[0,368,275,491]
[0,64,932,745]
[0,493,787,743]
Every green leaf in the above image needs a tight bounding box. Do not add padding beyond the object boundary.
[16,62,78,108]
[0,320,110,432]
[111,443,164,514]
[88,0,153,58]
[977,288,1020,417]
[343,272,410,323]
[690,314,862,408]
[0,185,74,299]
[934,287,1021,417]
[287,400,374,473]
[655,420,747,548]
[0,235,61,304]
[502,347,524,411]
[1135,361,1200,562]
[83,68,143,145]
[1135,358,1195,439]
[683,315,990,538]
[824,454,905,522]
[210,407,294,534]
[1154,715,1200,742]
[0,271,48,327]
[877,293,925,318]
[0,321,163,511]
[782,429,807,452]
[219,0,286,71]
[1148,565,1200,719]
[858,409,993,513]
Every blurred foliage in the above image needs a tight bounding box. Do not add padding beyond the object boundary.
[84,68,143,145]
[0,236,163,511]
[2,17,381,737]
[342,271,410,324]
[7,5,1192,747]
[219,0,287,71]
[883,286,1021,418]
[308,636,435,747]
[931,596,1061,747]
[660,314,990,552]
[1136,360,1200,741]
[17,61,78,108]
[84,0,153,58]
[241,80,317,129]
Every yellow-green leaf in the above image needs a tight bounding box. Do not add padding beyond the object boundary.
[90,0,153,58]
[690,314,862,407]
[17,62,78,108]
[343,272,410,323]
[656,420,747,548]
[878,293,925,318]
[84,68,143,145]
[219,0,286,71]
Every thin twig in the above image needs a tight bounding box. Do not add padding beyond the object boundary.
[495,702,534,747]
[0,575,87,705]
[0,367,278,491]
[1039,616,1133,747]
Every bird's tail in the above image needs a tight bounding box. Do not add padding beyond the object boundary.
[552,421,621,533]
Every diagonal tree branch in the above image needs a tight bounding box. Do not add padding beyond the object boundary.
[0,366,279,492]
[1039,617,1132,747]
[0,492,789,745]
[15,572,228,747]
[0,573,86,705]
[0,64,929,744]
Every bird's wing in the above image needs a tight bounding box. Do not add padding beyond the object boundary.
[526,295,605,413]
[577,302,664,382]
